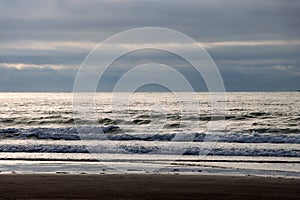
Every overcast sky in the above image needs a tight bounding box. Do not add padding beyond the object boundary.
[0,0,299,92]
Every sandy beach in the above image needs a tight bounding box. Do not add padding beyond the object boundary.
[0,174,299,199]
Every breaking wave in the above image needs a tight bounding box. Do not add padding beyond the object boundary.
[0,127,299,144]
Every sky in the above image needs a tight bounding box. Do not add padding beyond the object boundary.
[0,0,299,92]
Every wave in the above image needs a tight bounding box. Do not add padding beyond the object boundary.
[0,143,299,157]
[0,127,299,144]
[0,111,294,126]
[0,117,75,125]
[0,126,119,140]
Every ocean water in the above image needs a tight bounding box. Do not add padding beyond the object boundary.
[0,92,299,177]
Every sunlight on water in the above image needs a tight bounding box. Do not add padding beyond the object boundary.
[0,92,299,176]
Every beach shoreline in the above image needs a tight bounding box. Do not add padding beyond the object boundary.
[0,174,299,199]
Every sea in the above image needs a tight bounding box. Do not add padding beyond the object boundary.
[0,92,299,177]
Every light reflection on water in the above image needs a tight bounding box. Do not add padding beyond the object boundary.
[0,92,299,176]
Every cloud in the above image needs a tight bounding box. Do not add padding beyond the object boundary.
[205,40,300,48]
[1,39,300,57]
[0,40,96,52]
[272,65,296,71]
[0,0,299,91]
[0,63,75,70]
[1,0,299,42]
[0,67,76,92]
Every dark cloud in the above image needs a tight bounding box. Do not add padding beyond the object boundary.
[0,67,76,92]
[0,0,299,91]
[0,0,299,41]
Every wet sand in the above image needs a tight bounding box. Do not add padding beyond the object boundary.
[0,174,299,199]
